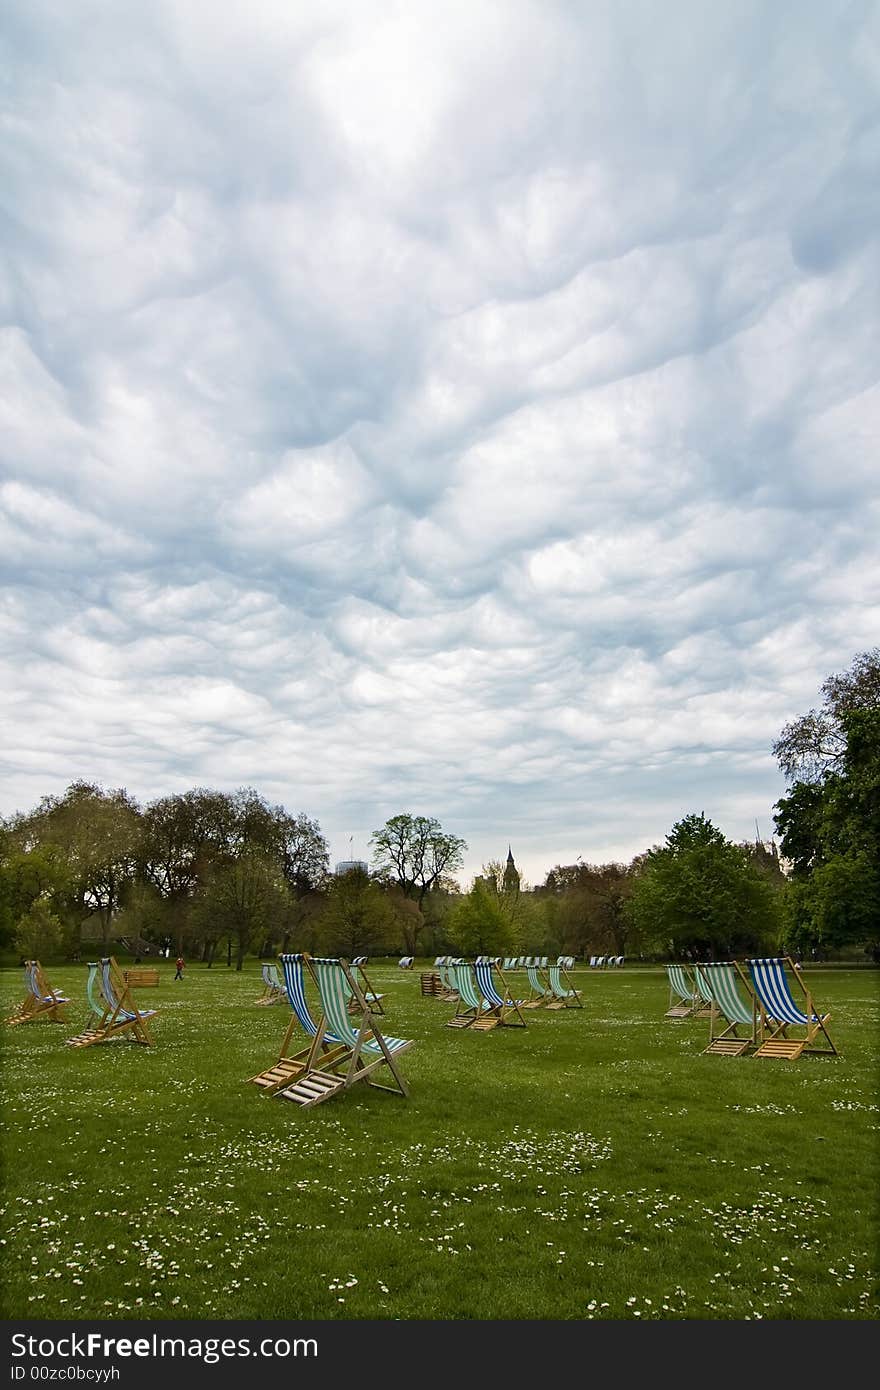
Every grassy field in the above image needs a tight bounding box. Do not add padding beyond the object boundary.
[1,960,878,1321]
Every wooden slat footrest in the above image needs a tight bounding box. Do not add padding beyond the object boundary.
[703,1039,751,1056]
[471,1017,499,1031]
[277,1072,346,1107]
[754,1039,805,1060]
[445,1016,473,1028]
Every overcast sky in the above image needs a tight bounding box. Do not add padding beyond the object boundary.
[2,0,878,887]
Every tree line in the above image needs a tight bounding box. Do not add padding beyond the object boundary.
[2,652,877,966]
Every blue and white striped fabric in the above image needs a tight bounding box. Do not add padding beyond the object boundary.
[474,960,504,1008]
[280,954,342,1043]
[748,958,821,1025]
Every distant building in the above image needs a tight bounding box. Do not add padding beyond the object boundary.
[334,860,368,876]
[503,845,521,896]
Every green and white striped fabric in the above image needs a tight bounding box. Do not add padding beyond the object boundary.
[549,965,573,999]
[699,963,754,1026]
[667,965,694,1004]
[526,962,546,994]
[452,961,486,1011]
[311,959,410,1055]
[694,967,715,1005]
[86,962,106,1018]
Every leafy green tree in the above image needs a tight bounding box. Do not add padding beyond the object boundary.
[0,836,71,952]
[13,897,63,961]
[318,866,396,958]
[773,648,880,782]
[538,861,637,957]
[775,695,880,959]
[22,782,141,946]
[447,877,517,957]
[370,814,466,913]
[628,813,780,958]
[192,848,290,970]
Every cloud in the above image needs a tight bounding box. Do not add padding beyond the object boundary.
[1,0,878,885]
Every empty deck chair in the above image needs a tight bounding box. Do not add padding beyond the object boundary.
[64,962,111,1046]
[275,956,412,1107]
[67,958,157,1047]
[693,963,718,1019]
[4,960,69,1027]
[256,962,285,1006]
[340,959,385,1015]
[698,962,758,1056]
[665,964,698,1018]
[520,956,553,1008]
[747,957,838,1060]
[546,958,582,1009]
[247,954,351,1094]
[399,956,414,969]
[446,960,497,1030]
[437,956,459,1000]
[474,959,527,1027]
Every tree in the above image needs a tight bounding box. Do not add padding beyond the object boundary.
[628,813,781,958]
[538,861,637,957]
[0,836,71,952]
[318,866,396,958]
[370,815,467,912]
[13,897,63,961]
[774,696,880,959]
[447,877,517,957]
[22,782,141,945]
[191,848,290,970]
[772,648,880,782]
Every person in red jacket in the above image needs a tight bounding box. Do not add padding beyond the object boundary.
[174,956,185,980]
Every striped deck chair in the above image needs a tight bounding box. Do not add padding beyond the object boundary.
[693,963,717,1019]
[65,962,111,1046]
[546,957,582,1010]
[474,959,527,1028]
[247,953,351,1094]
[256,962,285,1006]
[437,956,459,999]
[698,962,758,1056]
[274,956,412,1107]
[665,964,698,1018]
[4,960,69,1027]
[747,957,838,1061]
[67,958,157,1047]
[342,959,385,1015]
[520,956,552,1008]
[446,960,497,1030]
[399,956,414,969]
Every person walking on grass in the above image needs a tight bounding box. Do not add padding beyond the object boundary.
[174,956,185,981]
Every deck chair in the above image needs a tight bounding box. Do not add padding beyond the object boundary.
[698,962,759,1056]
[693,963,717,1019]
[747,957,838,1060]
[398,956,414,969]
[64,962,111,1046]
[66,958,157,1047]
[4,960,70,1027]
[546,957,582,1009]
[446,960,497,1030]
[520,956,553,1008]
[436,956,459,1000]
[474,958,527,1027]
[247,954,352,1093]
[665,964,698,1018]
[274,956,412,1107]
[342,959,385,1015]
[256,962,285,1006]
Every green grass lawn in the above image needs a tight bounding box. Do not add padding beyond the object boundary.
[2,961,878,1321]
